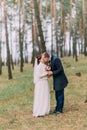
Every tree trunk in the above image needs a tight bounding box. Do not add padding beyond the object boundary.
[4,0,12,79]
[68,31,72,56]
[31,2,35,65]
[18,0,26,72]
[60,0,64,57]
[10,5,14,70]
[82,0,87,56]
[73,28,78,62]
[0,1,2,75]
[68,0,72,56]
[19,13,23,72]
[0,40,2,75]
[33,0,46,53]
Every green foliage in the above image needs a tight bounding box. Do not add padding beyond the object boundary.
[62,0,70,15]
[76,0,82,18]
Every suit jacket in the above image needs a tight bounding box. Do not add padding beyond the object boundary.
[51,55,68,91]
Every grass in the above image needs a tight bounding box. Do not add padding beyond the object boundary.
[0,55,87,130]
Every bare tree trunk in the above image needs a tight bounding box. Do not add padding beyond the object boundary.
[10,4,14,70]
[30,1,41,65]
[79,18,83,54]
[82,0,87,56]
[72,22,78,60]
[33,0,46,53]
[39,0,42,18]
[0,39,2,75]
[60,0,64,57]
[30,1,35,65]
[4,0,12,79]
[18,0,26,72]
[51,0,56,55]
[51,17,53,55]
[35,23,41,53]
[45,0,48,18]
[73,31,78,61]
[0,1,2,75]
[68,0,72,56]
[19,10,23,72]
[73,1,78,62]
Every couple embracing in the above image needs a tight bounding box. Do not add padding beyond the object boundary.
[33,52,68,117]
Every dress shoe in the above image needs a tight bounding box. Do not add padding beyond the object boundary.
[55,111,62,115]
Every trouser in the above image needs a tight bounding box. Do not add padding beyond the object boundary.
[55,89,64,112]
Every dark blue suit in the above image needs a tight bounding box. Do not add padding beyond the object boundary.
[51,55,68,113]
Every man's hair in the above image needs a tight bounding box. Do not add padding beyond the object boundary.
[42,52,50,58]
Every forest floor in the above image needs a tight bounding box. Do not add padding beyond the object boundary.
[0,55,87,130]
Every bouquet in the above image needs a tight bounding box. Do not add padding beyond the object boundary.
[45,61,51,71]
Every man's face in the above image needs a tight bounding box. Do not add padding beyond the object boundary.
[43,57,50,63]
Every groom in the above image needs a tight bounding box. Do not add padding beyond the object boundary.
[43,52,68,114]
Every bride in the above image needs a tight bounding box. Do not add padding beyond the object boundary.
[33,52,50,117]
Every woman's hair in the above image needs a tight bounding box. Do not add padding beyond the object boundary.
[36,55,41,64]
[42,52,50,58]
[35,52,49,64]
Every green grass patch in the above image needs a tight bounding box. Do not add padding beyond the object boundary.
[0,56,87,130]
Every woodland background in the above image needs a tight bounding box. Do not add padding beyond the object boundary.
[0,1,87,129]
[0,0,87,79]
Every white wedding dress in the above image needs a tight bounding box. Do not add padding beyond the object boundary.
[33,61,50,117]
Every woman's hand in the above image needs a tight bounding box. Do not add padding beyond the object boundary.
[47,71,53,76]
[45,66,51,71]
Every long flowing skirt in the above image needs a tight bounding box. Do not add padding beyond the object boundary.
[33,79,50,117]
